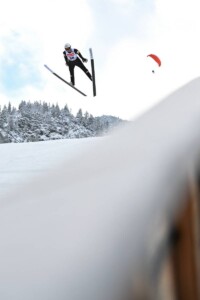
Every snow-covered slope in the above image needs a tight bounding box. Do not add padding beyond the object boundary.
[0,137,102,199]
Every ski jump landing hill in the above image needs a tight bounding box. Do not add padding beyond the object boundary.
[1,78,200,299]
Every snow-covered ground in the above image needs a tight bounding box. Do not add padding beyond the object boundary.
[0,137,101,199]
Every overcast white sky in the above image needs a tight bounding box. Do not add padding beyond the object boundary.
[0,0,200,120]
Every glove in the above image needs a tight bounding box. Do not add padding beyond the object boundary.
[82,58,88,63]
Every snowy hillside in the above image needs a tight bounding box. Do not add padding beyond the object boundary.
[0,101,124,143]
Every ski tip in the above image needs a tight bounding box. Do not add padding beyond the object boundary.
[89,48,93,59]
[44,65,53,73]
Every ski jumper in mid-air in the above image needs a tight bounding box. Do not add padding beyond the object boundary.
[63,43,92,86]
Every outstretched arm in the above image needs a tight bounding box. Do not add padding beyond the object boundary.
[75,49,88,62]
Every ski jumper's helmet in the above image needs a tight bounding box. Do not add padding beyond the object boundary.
[64,43,71,49]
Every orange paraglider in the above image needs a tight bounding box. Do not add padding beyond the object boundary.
[147,54,161,73]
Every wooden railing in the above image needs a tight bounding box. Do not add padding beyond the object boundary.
[1,78,200,299]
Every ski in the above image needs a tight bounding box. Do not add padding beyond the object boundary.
[44,65,87,97]
[89,48,96,97]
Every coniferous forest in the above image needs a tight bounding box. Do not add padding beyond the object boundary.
[0,101,124,143]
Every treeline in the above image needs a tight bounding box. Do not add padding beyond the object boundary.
[0,101,124,143]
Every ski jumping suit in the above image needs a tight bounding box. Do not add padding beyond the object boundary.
[63,48,92,86]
